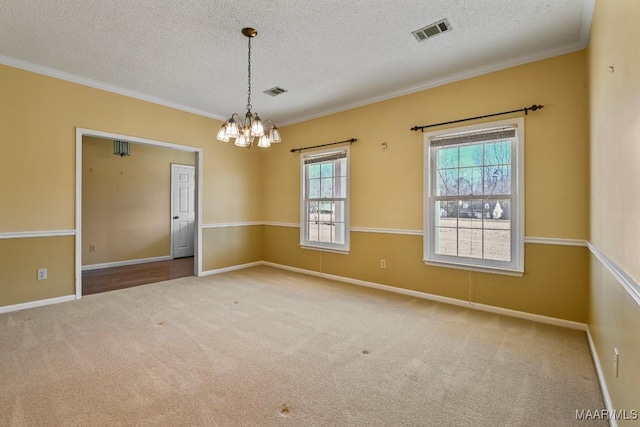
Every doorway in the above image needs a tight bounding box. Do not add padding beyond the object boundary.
[75,128,202,299]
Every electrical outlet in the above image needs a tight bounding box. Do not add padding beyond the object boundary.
[613,348,619,378]
[37,268,47,281]
[89,245,96,252]
[380,259,387,269]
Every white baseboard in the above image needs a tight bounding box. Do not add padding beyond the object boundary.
[82,255,173,271]
[585,327,617,427]
[261,261,587,331]
[1,259,590,335]
[0,295,76,314]
[200,261,263,276]
[261,262,323,278]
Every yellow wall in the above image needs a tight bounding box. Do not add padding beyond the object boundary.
[0,46,594,323]
[590,256,640,425]
[202,226,264,272]
[0,64,263,306]
[2,4,639,413]
[589,0,640,280]
[82,136,195,265]
[264,51,590,238]
[0,237,74,306]
[588,0,640,422]
[263,51,591,322]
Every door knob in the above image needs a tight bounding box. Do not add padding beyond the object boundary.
[173,216,179,219]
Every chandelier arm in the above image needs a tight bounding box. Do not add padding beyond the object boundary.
[262,119,275,130]
[228,112,244,128]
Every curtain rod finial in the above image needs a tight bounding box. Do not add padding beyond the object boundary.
[525,104,544,115]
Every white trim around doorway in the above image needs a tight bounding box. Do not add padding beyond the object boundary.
[75,128,203,300]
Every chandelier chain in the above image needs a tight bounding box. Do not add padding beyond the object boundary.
[246,36,252,112]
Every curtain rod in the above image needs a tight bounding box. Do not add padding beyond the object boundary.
[290,138,357,153]
[410,104,544,133]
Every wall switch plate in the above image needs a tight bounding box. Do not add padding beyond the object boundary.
[613,348,619,378]
[380,259,387,269]
[37,268,47,280]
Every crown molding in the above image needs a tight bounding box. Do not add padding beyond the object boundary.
[278,41,591,127]
[0,55,227,122]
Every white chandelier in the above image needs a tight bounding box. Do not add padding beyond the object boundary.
[216,28,281,148]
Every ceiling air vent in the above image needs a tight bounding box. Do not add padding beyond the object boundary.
[263,86,288,97]
[412,19,452,42]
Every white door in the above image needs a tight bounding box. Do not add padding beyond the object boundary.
[172,164,195,258]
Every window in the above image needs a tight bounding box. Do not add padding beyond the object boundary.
[424,118,524,274]
[301,147,349,252]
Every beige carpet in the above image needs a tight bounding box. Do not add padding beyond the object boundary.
[1,266,606,426]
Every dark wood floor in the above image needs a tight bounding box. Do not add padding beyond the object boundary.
[82,257,194,296]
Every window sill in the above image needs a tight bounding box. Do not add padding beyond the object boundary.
[422,259,524,277]
[300,244,350,255]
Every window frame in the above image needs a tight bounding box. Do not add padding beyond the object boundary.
[423,117,524,275]
[300,146,350,253]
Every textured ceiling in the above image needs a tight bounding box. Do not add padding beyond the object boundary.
[0,0,594,125]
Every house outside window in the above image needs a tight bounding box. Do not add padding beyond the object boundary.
[424,117,524,274]
[300,147,350,252]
